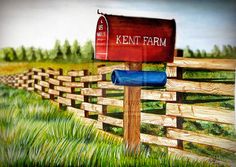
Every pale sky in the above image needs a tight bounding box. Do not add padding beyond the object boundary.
[0,0,235,51]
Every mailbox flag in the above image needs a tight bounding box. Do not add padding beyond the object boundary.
[111,70,167,86]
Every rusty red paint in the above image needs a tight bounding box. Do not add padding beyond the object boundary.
[95,14,176,63]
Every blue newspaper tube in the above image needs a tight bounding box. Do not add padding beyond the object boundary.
[111,70,167,86]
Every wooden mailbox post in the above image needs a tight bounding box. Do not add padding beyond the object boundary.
[123,62,142,151]
[95,13,176,152]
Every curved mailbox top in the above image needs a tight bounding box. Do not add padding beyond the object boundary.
[95,14,176,63]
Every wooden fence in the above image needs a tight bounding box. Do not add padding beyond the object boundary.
[0,50,235,165]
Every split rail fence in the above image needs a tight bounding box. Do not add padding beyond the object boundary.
[0,50,236,164]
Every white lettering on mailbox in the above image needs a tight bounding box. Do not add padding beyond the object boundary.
[116,35,166,46]
[116,35,141,45]
[116,35,121,44]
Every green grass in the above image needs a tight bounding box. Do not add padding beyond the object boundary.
[0,61,118,75]
[0,84,215,167]
[0,61,165,76]
[0,60,235,165]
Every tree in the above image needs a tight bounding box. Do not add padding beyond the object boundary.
[201,49,207,58]
[62,39,71,60]
[49,49,56,60]
[50,39,62,60]
[42,50,49,60]
[71,40,81,61]
[222,45,229,57]
[35,48,43,61]
[233,46,236,58]
[226,44,233,57]
[26,47,35,61]
[4,47,16,61]
[211,45,221,58]
[183,45,194,58]
[0,49,6,61]
[195,49,201,58]
[16,46,26,61]
[81,40,94,61]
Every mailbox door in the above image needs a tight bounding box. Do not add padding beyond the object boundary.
[95,16,109,60]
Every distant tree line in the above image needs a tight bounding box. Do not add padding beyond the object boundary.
[184,44,236,58]
[0,39,94,62]
[1,42,235,62]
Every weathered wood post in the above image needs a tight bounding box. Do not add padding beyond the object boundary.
[97,64,108,129]
[58,68,63,109]
[83,70,90,118]
[94,12,176,152]
[48,68,58,101]
[27,69,34,91]
[175,49,184,150]
[123,62,142,151]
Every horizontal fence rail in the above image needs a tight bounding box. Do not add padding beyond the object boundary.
[0,54,235,165]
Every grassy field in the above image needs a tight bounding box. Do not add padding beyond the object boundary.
[0,61,117,75]
[0,84,215,166]
[0,61,235,164]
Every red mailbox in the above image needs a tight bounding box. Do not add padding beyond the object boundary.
[95,14,176,63]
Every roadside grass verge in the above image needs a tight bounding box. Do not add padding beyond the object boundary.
[0,84,215,166]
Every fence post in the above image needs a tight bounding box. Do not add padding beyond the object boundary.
[33,69,37,92]
[33,68,43,93]
[123,62,142,152]
[175,49,184,149]
[70,74,76,108]
[97,64,107,129]
[19,73,24,89]
[58,68,63,109]
[27,69,33,91]
[40,69,46,99]
[48,68,55,101]
[83,70,90,118]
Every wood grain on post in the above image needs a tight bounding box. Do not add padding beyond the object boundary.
[123,62,142,152]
